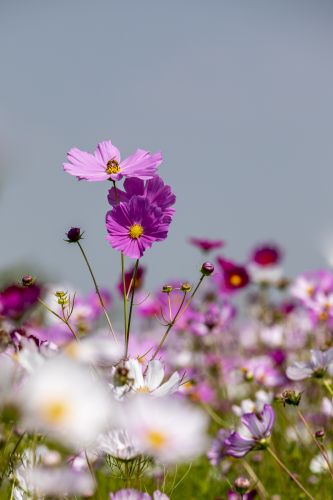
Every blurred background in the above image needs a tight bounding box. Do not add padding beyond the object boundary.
[1,0,333,291]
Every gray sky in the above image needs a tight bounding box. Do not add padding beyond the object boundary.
[1,0,333,292]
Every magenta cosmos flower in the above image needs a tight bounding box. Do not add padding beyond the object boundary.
[217,257,250,293]
[63,140,162,182]
[189,237,225,253]
[106,196,169,258]
[108,176,176,222]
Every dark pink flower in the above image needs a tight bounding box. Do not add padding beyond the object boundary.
[217,257,250,293]
[0,283,41,319]
[117,265,146,296]
[250,243,282,267]
[64,140,162,182]
[106,196,169,259]
[189,237,225,253]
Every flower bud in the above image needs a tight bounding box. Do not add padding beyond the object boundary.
[234,476,251,495]
[315,429,325,439]
[180,282,192,293]
[162,285,173,293]
[65,227,83,243]
[280,390,302,407]
[201,261,214,276]
[21,275,34,287]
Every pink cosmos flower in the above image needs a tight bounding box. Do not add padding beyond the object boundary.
[106,197,169,259]
[250,243,282,267]
[63,140,162,182]
[108,176,176,222]
[189,237,225,253]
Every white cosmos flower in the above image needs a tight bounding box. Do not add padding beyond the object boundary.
[127,359,181,397]
[310,451,333,474]
[19,357,114,448]
[63,332,122,366]
[96,429,140,460]
[118,395,209,464]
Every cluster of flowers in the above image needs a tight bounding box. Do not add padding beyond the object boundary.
[0,138,333,498]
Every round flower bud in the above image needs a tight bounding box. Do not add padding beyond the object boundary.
[234,476,251,494]
[201,261,214,276]
[180,282,192,293]
[65,227,83,243]
[21,275,34,287]
[315,429,325,439]
[162,285,173,293]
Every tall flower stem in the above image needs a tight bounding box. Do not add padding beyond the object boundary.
[323,379,333,397]
[76,241,117,342]
[176,274,206,321]
[150,292,187,361]
[267,447,314,499]
[121,253,129,356]
[125,259,139,358]
[37,299,79,341]
[296,408,333,480]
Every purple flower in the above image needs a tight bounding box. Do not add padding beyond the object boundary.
[208,429,231,466]
[106,196,169,259]
[250,243,282,267]
[216,257,250,294]
[108,176,176,222]
[64,140,162,182]
[224,404,275,458]
[286,348,333,381]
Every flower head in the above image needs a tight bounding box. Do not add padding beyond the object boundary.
[106,196,169,259]
[108,176,175,223]
[64,140,162,182]
[286,348,333,380]
[217,257,250,293]
[189,237,225,253]
[224,404,275,458]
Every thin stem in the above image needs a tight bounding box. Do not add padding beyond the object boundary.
[176,274,206,321]
[77,241,118,342]
[242,460,267,499]
[85,451,101,500]
[267,447,314,499]
[201,402,227,427]
[125,259,139,358]
[323,379,333,397]
[297,408,333,480]
[38,299,79,341]
[121,252,128,356]
[150,292,187,361]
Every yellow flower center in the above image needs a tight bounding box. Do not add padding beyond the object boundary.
[147,430,167,449]
[42,400,70,424]
[230,274,242,286]
[106,159,120,175]
[136,386,150,393]
[129,224,144,239]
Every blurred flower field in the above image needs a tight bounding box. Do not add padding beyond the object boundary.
[0,139,333,499]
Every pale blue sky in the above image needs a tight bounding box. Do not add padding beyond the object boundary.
[1,0,333,291]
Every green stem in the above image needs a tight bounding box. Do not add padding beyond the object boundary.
[77,241,117,342]
[121,253,128,356]
[38,299,79,341]
[323,379,333,396]
[297,408,333,481]
[125,259,139,358]
[267,447,314,499]
[150,292,187,361]
[176,274,206,321]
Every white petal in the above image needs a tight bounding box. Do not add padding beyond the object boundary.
[145,360,165,391]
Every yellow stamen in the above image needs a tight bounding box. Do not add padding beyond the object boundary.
[106,159,120,175]
[129,224,144,239]
[42,400,70,424]
[230,274,242,286]
[147,430,167,449]
[136,386,150,393]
